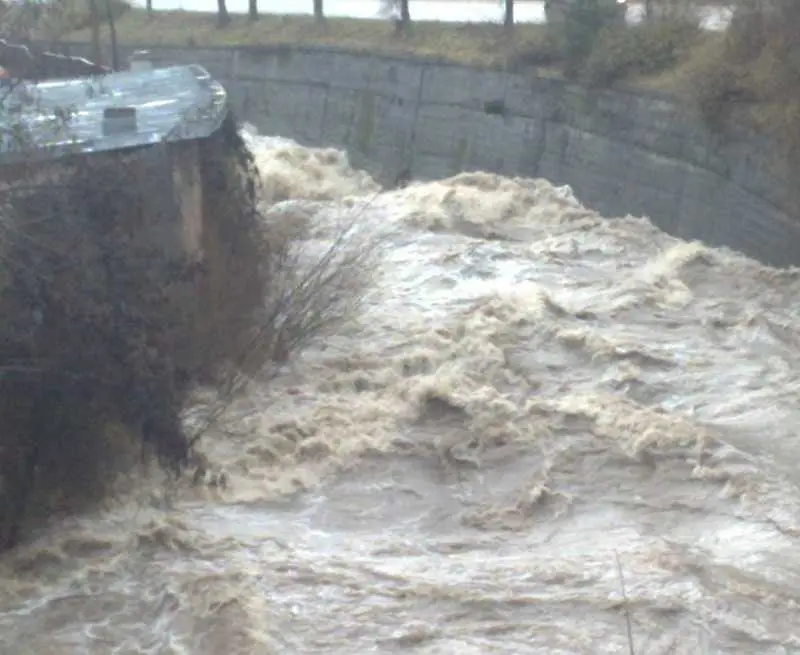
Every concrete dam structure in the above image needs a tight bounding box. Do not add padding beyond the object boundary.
[65,43,800,267]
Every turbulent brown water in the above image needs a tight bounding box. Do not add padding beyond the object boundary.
[3,128,800,654]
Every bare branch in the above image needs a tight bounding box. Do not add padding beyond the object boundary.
[614,550,636,655]
[186,192,391,450]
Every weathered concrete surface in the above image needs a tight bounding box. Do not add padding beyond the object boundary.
[64,43,800,267]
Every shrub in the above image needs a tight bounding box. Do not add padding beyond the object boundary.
[681,38,750,128]
[506,30,564,70]
[186,194,390,451]
[684,0,800,155]
[558,0,622,78]
[581,17,701,87]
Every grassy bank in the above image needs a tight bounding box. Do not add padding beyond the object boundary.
[65,10,556,68]
[63,7,714,91]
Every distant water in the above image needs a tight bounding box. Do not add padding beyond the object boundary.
[129,0,731,30]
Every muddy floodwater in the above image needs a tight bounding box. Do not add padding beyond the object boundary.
[2,129,800,654]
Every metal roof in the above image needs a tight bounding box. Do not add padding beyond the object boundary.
[0,64,228,164]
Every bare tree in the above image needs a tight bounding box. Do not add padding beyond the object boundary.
[217,0,231,27]
[399,0,410,28]
[314,0,324,22]
[383,0,410,32]
[249,0,258,21]
[186,202,391,453]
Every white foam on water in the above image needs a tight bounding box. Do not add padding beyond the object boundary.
[2,129,800,654]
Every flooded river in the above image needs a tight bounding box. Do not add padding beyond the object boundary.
[1,129,800,653]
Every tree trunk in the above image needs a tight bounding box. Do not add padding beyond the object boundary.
[248,0,258,21]
[105,0,119,71]
[146,0,153,18]
[644,0,653,21]
[313,0,324,22]
[400,0,410,28]
[88,0,102,65]
[504,0,513,28]
[217,0,231,27]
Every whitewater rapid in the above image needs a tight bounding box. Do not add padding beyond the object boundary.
[2,129,800,654]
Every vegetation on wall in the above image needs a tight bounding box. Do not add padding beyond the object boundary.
[0,114,267,550]
[576,14,701,86]
[683,0,800,145]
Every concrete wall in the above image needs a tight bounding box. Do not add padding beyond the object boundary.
[65,43,800,267]
[170,140,204,261]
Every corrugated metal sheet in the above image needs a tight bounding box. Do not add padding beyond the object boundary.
[0,64,227,164]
